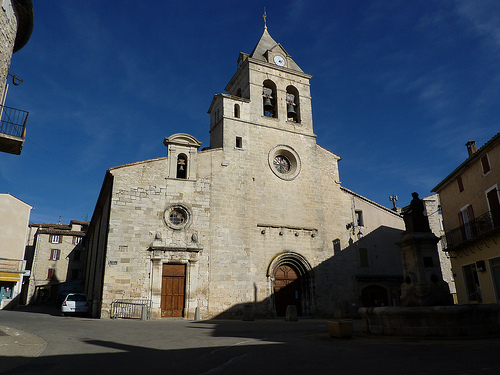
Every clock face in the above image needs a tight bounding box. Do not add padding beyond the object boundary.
[273,54,285,67]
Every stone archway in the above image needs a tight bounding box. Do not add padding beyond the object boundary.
[267,252,314,317]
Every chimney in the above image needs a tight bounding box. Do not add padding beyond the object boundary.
[466,140,477,157]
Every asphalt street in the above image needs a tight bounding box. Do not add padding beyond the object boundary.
[1,305,500,375]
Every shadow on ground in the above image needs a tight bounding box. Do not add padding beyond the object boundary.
[3,307,500,375]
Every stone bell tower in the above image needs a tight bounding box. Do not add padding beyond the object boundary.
[208,25,314,150]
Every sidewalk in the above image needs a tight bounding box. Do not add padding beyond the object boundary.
[0,326,47,373]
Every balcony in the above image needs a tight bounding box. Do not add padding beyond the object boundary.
[0,105,29,155]
[444,211,500,251]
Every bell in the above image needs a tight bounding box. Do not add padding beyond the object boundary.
[264,97,273,111]
[178,165,185,171]
[287,103,296,118]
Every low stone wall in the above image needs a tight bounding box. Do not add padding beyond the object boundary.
[359,304,500,336]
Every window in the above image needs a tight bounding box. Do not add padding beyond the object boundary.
[273,155,291,173]
[50,249,60,260]
[176,154,187,179]
[457,176,464,192]
[459,205,475,240]
[355,210,364,227]
[50,234,61,243]
[481,154,491,175]
[164,205,191,230]
[463,263,481,302]
[236,137,242,149]
[234,104,240,118]
[333,238,341,255]
[47,269,55,280]
[73,236,82,245]
[169,209,186,225]
[268,145,302,181]
[359,248,369,267]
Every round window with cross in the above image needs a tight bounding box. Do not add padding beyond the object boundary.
[164,205,191,230]
[268,145,301,181]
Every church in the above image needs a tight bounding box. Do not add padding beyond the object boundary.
[84,26,405,319]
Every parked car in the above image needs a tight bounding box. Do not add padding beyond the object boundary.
[61,293,89,316]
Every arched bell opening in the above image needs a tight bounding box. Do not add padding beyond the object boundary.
[176,154,187,179]
[286,85,300,123]
[267,252,314,317]
[263,80,277,118]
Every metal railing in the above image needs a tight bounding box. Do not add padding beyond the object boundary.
[445,211,500,249]
[0,105,29,138]
[111,299,151,320]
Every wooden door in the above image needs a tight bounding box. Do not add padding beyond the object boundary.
[274,265,301,316]
[161,264,185,317]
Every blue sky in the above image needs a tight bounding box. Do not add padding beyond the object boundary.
[2,0,499,224]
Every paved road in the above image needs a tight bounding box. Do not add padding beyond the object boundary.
[1,306,500,375]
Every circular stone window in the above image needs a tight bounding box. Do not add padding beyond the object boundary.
[268,145,301,181]
[164,205,191,230]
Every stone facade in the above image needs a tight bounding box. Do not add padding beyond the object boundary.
[0,0,33,155]
[85,27,405,319]
[24,221,88,304]
[432,135,500,304]
[0,193,31,309]
[422,193,456,300]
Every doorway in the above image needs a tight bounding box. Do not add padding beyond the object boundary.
[161,264,185,317]
[274,265,301,316]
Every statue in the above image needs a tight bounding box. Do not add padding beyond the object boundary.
[402,192,431,233]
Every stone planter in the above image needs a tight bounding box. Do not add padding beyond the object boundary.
[327,319,353,339]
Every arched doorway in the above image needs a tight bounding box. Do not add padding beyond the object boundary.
[268,252,314,317]
[274,265,301,316]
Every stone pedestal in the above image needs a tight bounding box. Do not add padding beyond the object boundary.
[396,232,453,307]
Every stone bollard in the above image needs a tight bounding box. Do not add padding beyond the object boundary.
[195,307,201,321]
[285,305,298,321]
[141,305,148,320]
[242,304,254,321]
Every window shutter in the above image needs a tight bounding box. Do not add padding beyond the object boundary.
[72,236,76,244]
[49,234,53,243]
[481,155,491,174]
[467,205,475,221]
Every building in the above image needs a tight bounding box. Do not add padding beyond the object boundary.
[24,220,88,304]
[0,0,33,155]
[432,134,500,304]
[422,193,456,302]
[0,193,32,309]
[85,27,405,319]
